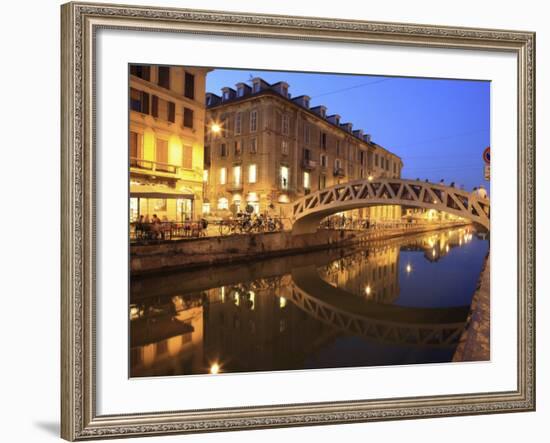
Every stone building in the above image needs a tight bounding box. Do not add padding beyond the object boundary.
[203,77,403,220]
[129,64,210,222]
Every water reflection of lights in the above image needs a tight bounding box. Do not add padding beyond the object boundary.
[365,285,372,296]
[220,286,225,302]
[406,264,412,274]
[445,245,450,253]
[432,249,436,257]
[210,362,221,374]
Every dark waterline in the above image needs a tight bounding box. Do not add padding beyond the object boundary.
[130,227,488,377]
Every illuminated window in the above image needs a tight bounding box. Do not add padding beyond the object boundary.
[232,195,241,211]
[153,199,166,211]
[218,198,228,210]
[219,167,226,185]
[233,166,241,185]
[130,198,139,222]
[303,171,310,189]
[202,203,210,214]
[249,164,257,183]
[280,166,289,190]
[203,170,209,183]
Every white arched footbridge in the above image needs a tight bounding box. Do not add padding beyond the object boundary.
[292,178,490,235]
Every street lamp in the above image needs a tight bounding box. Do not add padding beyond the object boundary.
[210,122,222,135]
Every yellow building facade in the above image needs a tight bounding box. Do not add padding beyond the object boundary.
[204,77,403,221]
[129,65,210,222]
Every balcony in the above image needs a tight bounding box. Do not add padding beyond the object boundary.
[130,157,202,182]
[227,183,243,192]
[333,167,346,177]
[130,157,179,175]
[302,158,317,171]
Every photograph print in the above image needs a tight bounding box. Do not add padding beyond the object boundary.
[128,64,491,378]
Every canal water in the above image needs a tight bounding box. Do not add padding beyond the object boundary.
[130,227,489,377]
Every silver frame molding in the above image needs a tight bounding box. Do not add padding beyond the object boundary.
[61,2,536,440]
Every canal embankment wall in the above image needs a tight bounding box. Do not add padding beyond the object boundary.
[452,252,490,362]
[131,222,470,275]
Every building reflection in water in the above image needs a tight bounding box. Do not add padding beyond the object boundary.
[130,227,486,377]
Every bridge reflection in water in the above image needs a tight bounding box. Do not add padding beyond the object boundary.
[130,227,488,377]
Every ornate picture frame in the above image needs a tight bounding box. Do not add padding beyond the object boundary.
[61,1,535,440]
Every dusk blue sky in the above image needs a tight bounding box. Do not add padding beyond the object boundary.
[206,69,490,192]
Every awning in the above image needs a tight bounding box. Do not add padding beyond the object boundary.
[130,185,195,200]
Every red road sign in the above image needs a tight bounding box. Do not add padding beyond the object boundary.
[483,146,490,164]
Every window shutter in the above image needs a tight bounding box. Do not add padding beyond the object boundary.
[156,139,168,164]
[152,95,158,118]
[130,132,138,159]
[182,145,193,169]
[158,66,170,89]
[142,92,149,114]
[185,72,195,99]
[168,102,175,123]
[183,108,194,128]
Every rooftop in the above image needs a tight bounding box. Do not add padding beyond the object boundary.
[206,77,400,160]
